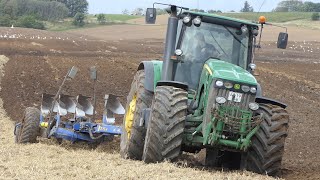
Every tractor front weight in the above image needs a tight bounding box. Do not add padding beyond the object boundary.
[206,105,260,151]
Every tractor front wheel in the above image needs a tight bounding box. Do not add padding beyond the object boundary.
[243,104,289,176]
[120,70,153,160]
[142,86,188,163]
[15,107,41,143]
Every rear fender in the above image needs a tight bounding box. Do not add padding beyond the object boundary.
[137,61,162,92]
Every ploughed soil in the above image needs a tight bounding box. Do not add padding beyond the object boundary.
[0,25,320,179]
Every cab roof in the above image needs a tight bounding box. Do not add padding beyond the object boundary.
[183,10,259,28]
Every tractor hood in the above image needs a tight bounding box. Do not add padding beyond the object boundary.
[205,59,257,85]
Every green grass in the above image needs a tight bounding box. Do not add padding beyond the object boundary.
[46,14,140,31]
[87,14,140,23]
[105,14,140,22]
[218,12,313,23]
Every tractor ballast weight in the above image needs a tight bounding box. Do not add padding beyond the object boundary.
[15,66,124,144]
[121,3,290,177]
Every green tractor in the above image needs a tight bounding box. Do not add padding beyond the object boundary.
[120,4,289,176]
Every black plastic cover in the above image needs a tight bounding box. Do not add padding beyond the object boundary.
[146,8,156,24]
[277,32,288,49]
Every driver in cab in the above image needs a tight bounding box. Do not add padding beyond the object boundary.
[194,33,220,62]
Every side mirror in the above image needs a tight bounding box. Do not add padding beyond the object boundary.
[90,66,97,80]
[145,8,156,24]
[277,32,288,49]
[67,66,78,79]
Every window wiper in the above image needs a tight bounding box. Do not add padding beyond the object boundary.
[223,26,247,48]
[209,31,230,59]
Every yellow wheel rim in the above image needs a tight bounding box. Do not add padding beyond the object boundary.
[125,93,137,139]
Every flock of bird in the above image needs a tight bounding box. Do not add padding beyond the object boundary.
[0,28,88,44]
[264,40,320,54]
[287,40,320,53]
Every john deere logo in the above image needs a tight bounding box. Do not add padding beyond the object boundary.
[234,84,240,90]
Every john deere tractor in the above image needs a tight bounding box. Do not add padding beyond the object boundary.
[120,4,289,176]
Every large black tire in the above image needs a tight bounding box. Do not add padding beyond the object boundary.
[15,107,41,144]
[120,70,153,160]
[142,86,188,163]
[244,104,289,176]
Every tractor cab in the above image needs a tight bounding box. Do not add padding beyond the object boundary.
[147,6,288,92]
[173,11,259,90]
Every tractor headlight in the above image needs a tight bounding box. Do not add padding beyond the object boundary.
[250,87,257,93]
[249,102,259,111]
[224,82,233,89]
[183,16,191,24]
[193,16,202,25]
[241,25,248,34]
[175,49,183,56]
[216,97,226,104]
[241,85,250,92]
[215,80,223,87]
[249,63,257,70]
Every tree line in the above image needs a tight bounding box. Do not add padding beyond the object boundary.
[274,0,320,12]
[0,0,88,29]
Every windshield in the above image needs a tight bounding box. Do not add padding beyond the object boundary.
[173,21,250,90]
[178,22,249,69]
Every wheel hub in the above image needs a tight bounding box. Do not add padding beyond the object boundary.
[125,94,137,139]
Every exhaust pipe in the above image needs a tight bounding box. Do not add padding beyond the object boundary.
[161,6,179,81]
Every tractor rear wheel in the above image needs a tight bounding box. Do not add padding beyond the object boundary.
[244,104,289,176]
[15,107,41,143]
[142,86,188,163]
[120,70,153,160]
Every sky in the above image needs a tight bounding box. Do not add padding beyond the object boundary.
[88,0,320,14]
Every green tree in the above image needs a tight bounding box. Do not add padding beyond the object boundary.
[0,15,11,27]
[56,0,88,17]
[73,12,85,26]
[0,0,68,21]
[1,0,18,18]
[190,9,205,12]
[277,0,303,11]
[241,1,254,12]
[122,9,129,15]
[132,7,143,15]
[97,13,106,24]
[273,6,289,12]
[156,8,167,15]
[301,1,320,12]
[16,15,45,29]
[311,12,320,21]
[34,1,68,21]
[207,10,222,13]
